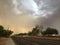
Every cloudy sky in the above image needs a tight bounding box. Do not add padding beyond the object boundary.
[0,0,60,34]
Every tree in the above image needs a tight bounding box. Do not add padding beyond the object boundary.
[28,32,32,36]
[0,25,4,30]
[0,25,13,37]
[31,25,39,35]
[13,33,27,37]
[42,27,58,36]
[28,25,40,36]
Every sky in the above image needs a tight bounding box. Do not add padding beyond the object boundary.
[0,0,60,34]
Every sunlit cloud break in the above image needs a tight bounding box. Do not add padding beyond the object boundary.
[12,0,39,15]
[12,0,58,17]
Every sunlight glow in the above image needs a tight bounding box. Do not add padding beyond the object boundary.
[19,28,28,33]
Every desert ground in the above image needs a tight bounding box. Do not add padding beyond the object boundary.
[11,36,60,45]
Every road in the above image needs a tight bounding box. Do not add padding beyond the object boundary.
[6,38,15,45]
[11,36,60,45]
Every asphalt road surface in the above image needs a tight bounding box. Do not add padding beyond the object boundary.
[11,36,60,45]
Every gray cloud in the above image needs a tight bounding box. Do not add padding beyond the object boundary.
[0,0,60,34]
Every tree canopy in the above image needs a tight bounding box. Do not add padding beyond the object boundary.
[42,27,58,36]
[0,25,4,30]
[28,25,40,36]
[0,25,13,37]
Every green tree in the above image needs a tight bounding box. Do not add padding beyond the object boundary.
[13,33,27,36]
[0,25,4,30]
[42,27,58,36]
[28,25,40,36]
[31,26,39,35]
[28,32,32,36]
[0,25,13,37]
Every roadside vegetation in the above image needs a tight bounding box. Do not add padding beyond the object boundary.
[0,25,13,37]
[13,25,58,37]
